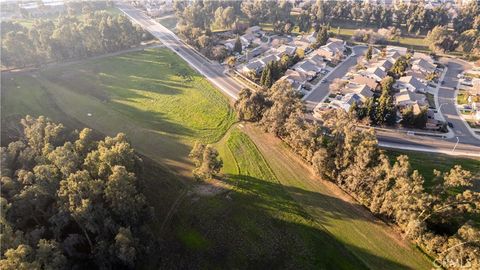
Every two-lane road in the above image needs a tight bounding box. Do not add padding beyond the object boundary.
[118,3,480,157]
[117,3,242,100]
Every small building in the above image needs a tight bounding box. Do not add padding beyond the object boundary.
[362,66,387,82]
[241,60,263,75]
[411,58,436,74]
[293,60,321,77]
[351,74,379,90]
[332,93,364,112]
[275,45,297,57]
[394,88,427,107]
[386,46,408,56]
[259,54,280,66]
[280,69,309,91]
[396,76,427,93]
[240,33,256,46]
[343,83,374,102]
[245,25,262,35]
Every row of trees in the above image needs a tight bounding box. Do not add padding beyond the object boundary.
[426,26,480,58]
[0,116,154,269]
[1,11,143,69]
[234,81,479,268]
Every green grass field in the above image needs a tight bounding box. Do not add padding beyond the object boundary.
[157,15,177,30]
[243,124,433,270]
[1,48,236,176]
[166,128,367,269]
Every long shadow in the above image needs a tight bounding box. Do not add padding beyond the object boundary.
[158,174,420,270]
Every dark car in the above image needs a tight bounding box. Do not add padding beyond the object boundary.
[448,122,454,128]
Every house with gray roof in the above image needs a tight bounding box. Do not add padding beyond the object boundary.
[396,76,427,93]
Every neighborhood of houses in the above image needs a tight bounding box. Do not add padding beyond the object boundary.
[316,45,447,130]
[230,25,346,92]
[217,24,448,131]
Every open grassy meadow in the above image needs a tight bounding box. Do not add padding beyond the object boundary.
[164,128,367,269]
[242,124,433,270]
[1,48,236,176]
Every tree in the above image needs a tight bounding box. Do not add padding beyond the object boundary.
[234,88,268,121]
[0,116,152,269]
[233,36,242,54]
[366,45,373,61]
[314,25,329,48]
[425,26,455,53]
[189,142,222,180]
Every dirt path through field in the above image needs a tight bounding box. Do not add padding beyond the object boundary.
[241,123,433,270]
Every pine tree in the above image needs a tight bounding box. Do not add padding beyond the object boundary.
[366,45,373,60]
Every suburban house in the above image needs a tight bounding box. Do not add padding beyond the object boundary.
[293,60,321,77]
[375,58,394,71]
[342,83,374,102]
[362,66,387,81]
[332,93,364,112]
[411,58,436,74]
[245,46,268,61]
[293,38,311,52]
[280,69,309,91]
[394,88,427,107]
[396,76,427,93]
[259,54,280,66]
[308,54,327,68]
[240,33,256,47]
[386,45,408,56]
[245,25,262,36]
[241,60,263,75]
[275,45,297,57]
[316,40,346,61]
[352,74,379,90]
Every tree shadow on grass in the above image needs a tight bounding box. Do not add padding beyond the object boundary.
[158,174,419,270]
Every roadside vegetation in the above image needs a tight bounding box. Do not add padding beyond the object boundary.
[235,80,480,268]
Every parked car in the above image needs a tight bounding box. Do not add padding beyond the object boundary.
[321,79,328,83]
[448,122,454,128]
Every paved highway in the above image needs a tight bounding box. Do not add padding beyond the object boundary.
[117,3,242,100]
[118,3,480,157]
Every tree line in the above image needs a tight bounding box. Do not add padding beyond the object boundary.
[1,116,154,269]
[1,11,143,69]
[172,0,479,59]
[234,81,480,268]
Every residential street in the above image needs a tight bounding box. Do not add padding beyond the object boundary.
[438,59,480,146]
[118,3,480,157]
[303,46,367,111]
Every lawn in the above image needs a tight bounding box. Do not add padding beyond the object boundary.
[1,48,236,176]
[332,24,429,52]
[166,128,367,269]
[157,15,177,30]
[242,124,433,270]
[386,149,480,190]
[457,90,469,105]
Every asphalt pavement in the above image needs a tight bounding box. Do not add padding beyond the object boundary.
[117,3,480,157]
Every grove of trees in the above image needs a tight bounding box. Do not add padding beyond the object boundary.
[0,116,154,269]
[1,11,143,69]
[234,81,480,268]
